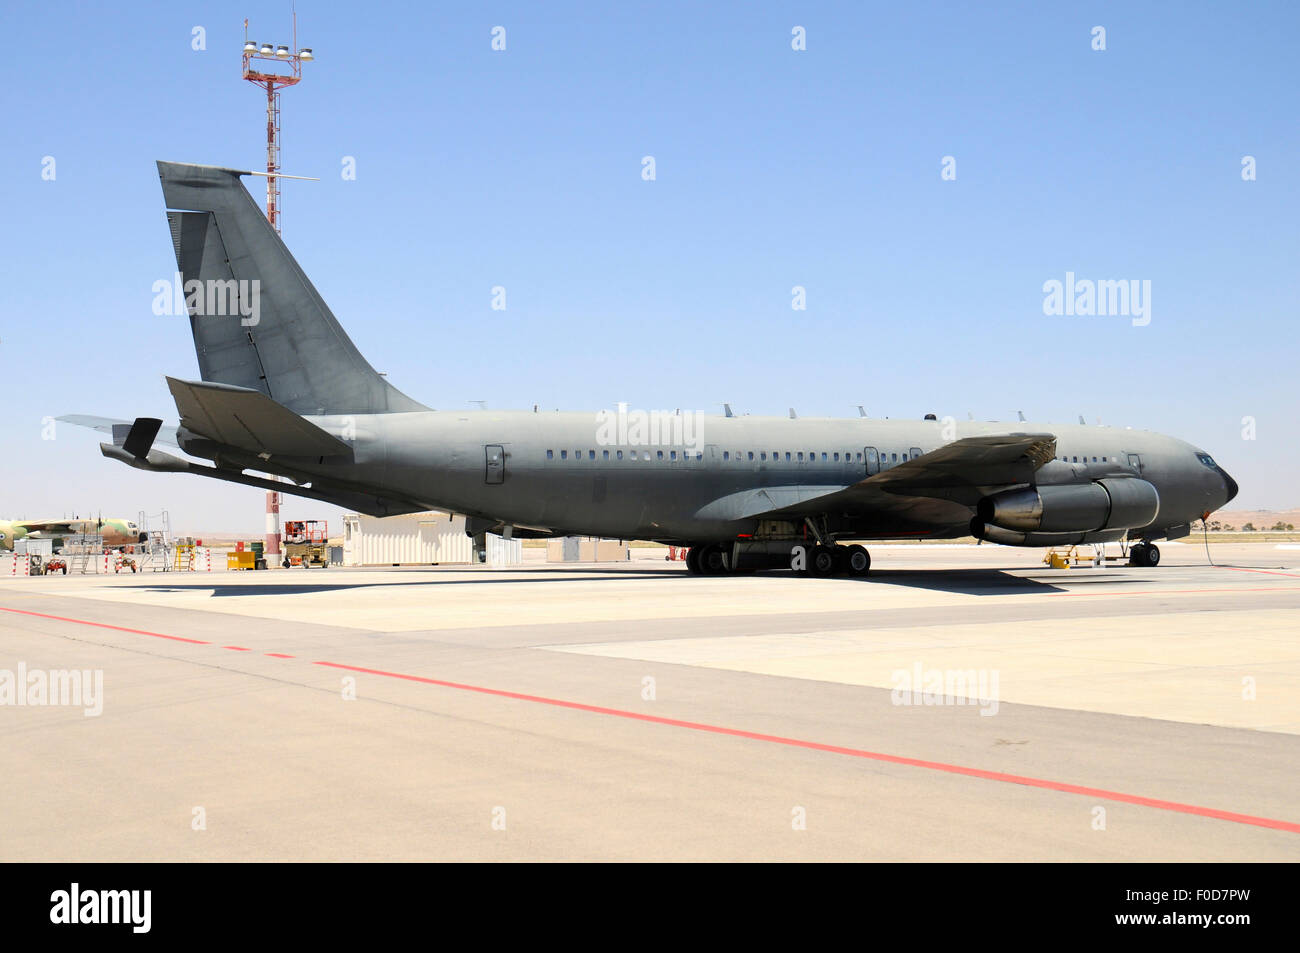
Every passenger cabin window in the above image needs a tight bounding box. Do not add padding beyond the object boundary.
[546,450,554,460]
[560,450,567,460]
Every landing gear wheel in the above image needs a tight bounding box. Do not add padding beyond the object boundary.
[845,544,871,577]
[699,544,728,575]
[811,547,837,576]
[1129,543,1160,567]
[685,546,702,575]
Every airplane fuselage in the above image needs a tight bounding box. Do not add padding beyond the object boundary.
[281,413,1236,544]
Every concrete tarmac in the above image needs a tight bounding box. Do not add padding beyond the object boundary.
[1,542,1297,860]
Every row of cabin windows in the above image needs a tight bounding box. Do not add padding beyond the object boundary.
[546,449,701,461]
[543,449,916,463]
[542,449,1118,465]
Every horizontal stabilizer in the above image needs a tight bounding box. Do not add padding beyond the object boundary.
[166,377,350,458]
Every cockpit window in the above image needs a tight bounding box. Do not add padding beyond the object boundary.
[1196,453,1217,469]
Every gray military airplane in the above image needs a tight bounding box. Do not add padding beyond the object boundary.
[64,161,1238,576]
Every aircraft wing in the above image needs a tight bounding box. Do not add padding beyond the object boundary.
[714,433,1058,522]
[13,520,83,536]
[854,432,1057,498]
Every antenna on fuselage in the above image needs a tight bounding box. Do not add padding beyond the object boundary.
[1078,414,1086,425]
[1017,410,1026,422]
[723,404,734,418]
[789,408,797,419]
[857,405,867,418]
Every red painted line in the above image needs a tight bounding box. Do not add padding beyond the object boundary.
[312,660,1300,835]
[1218,566,1300,579]
[0,606,211,645]
[1049,586,1296,598]
[223,646,251,652]
[265,653,295,659]
[5,603,1297,836]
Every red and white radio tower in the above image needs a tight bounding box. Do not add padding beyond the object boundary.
[241,17,313,561]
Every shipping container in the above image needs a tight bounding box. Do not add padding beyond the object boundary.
[341,511,474,566]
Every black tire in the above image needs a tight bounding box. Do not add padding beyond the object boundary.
[1128,544,1149,568]
[700,544,728,575]
[811,547,837,575]
[845,544,871,577]
[1146,544,1160,567]
[685,546,702,575]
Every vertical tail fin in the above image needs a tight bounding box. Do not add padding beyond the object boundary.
[158,160,426,416]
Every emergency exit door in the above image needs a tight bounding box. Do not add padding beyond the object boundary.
[864,447,880,476]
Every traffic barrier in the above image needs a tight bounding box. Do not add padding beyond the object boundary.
[4,554,31,576]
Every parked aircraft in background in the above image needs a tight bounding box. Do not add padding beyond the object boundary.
[0,517,147,552]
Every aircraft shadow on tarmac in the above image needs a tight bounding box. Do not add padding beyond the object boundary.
[861,569,1070,595]
[135,566,1074,597]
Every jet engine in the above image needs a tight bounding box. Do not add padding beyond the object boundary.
[971,478,1159,546]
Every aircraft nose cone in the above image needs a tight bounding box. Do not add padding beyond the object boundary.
[1221,468,1239,505]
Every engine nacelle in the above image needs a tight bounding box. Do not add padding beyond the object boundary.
[970,522,1129,547]
[977,478,1159,534]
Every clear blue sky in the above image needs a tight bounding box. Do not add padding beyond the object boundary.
[1,0,1296,531]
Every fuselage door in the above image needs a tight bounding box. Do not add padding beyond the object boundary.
[864,446,880,476]
[485,444,505,484]
[1126,452,1143,475]
[909,446,923,462]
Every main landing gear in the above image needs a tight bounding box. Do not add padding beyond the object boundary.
[1128,542,1161,567]
[685,544,730,575]
[805,543,871,578]
[684,543,871,578]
